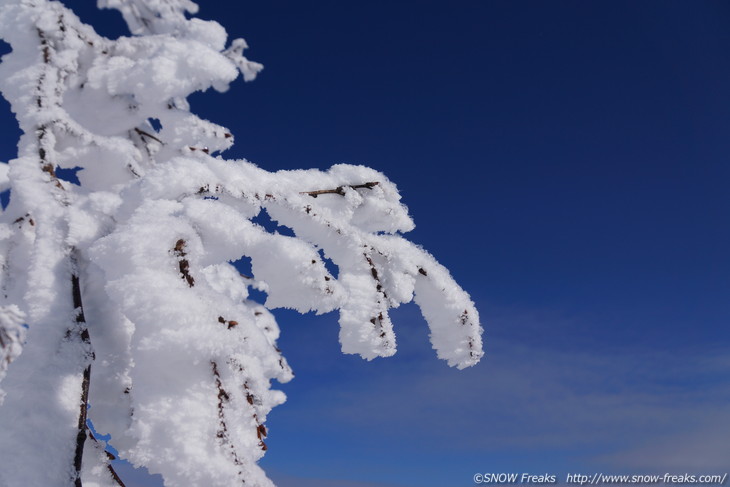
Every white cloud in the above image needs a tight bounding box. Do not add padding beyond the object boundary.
[270,472,409,487]
[283,324,730,471]
[596,411,730,471]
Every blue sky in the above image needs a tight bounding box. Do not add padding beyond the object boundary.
[2,1,729,486]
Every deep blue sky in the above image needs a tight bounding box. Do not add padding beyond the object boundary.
[2,1,730,486]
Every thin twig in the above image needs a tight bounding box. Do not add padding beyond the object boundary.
[133,127,163,144]
[86,430,127,487]
[300,181,379,198]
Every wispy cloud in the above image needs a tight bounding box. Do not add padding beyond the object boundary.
[276,318,730,473]
[269,471,409,487]
[596,411,730,471]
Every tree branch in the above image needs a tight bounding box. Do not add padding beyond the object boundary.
[86,430,127,487]
[34,23,96,485]
[71,265,93,487]
[133,127,163,144]
[300,181,379,198]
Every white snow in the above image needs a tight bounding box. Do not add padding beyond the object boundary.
[0,0,483,485]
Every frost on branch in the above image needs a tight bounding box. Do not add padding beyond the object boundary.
[0,305,25,402]
[0,0,483,486]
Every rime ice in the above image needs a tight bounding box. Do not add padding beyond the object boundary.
[0,0,483,486]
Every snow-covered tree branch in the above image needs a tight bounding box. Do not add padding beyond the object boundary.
[0,0,483,486]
